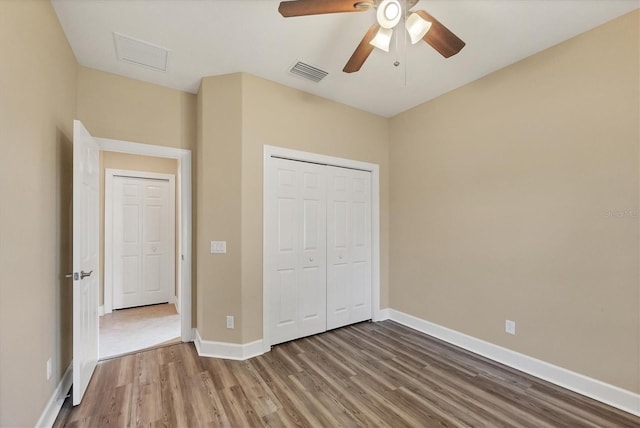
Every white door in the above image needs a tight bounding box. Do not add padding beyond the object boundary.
[112,176,175,309]
[327,167,372,330]
[266,157,327,345]
[72,120,100,405]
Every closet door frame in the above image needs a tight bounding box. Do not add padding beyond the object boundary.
[263,145,381,352]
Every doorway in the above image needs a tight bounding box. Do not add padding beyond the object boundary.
[101,166,180,359]
[95,139,192,356]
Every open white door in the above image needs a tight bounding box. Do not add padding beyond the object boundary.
[72,120,100,405]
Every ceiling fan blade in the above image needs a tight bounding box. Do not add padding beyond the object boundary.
[343,24,379,73]
[278,0,370,17]
[416,10,465,58]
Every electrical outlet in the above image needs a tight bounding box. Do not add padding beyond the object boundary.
[46,358,52,380]
[505,320,516,335]
[226,315,234,329]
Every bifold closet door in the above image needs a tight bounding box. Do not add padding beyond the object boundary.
[266,158,327,346]
[326,166,372,330]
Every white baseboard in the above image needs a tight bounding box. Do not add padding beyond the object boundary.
[36,362,72,428]
[387,309,640,417]
[194,329,263,361]
[374,308,391,321]
[98,305,104,317]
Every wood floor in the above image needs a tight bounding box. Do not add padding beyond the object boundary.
[54,320,638,427]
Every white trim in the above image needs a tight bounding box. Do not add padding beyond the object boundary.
[264,145,381,172]
[375,307,391,321]
[35,363,73,428]
[172,295,180,314]
[104,167,114,315]
[387,309,640,417]
[262,145,381,352]
[98,305,104,317]
[96,137,192,342]
[104,169,176,313]
[194,329,264,361]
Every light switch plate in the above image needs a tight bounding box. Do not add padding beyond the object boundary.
[210,241,227,254]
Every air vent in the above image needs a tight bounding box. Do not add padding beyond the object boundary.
[289,61,328,83]
[114,32,169,72]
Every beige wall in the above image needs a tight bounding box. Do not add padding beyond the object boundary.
[197,73,389,343]
[99,152,179,307]
[389,10,639,393]
[0,1,77,426]
[197,74,244,342]
[77,66,196,150]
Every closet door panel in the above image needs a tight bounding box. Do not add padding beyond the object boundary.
[327,167,372,330]
[269,164,299,343]
[348,172,372,323]
[267,158,327,345]
[299,168,327,336]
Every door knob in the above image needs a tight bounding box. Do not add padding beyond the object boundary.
[65,271,91,280]
[309,257,314,262]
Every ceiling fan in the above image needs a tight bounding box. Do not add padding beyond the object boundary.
[278,0,466,73]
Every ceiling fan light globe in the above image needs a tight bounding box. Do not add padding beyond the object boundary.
[369,27,393,52]
[376,0,402,29]
[406,12,432,44]
[384,2,399,20]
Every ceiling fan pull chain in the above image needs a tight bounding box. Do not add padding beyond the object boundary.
[394,17,399,66]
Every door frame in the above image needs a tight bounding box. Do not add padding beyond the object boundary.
[262,145,381,352]
[105,169,176,312]
[96,137,193,342]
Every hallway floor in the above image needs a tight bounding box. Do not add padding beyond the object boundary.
[99,303,181,360]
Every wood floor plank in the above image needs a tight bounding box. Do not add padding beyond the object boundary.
[290,370,363,427]
[251,355,323,427]
[192,372,232,426]
[386,356,529,427]
[54,320,640,428]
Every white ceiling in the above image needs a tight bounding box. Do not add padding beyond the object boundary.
[51,0,639,118]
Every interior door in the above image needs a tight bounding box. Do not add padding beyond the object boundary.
[266,157,327,346]
[326,166,372,330]
[113,176,174,309]
[72,120,100,405]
